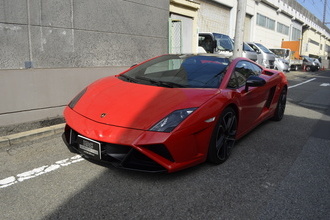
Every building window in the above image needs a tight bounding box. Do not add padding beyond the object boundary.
[304,43,309,52]
[277,22,289,35]
[257,13,275,30]
[309,38,320,46]
[291,27,301,41]
[326,44,330,53]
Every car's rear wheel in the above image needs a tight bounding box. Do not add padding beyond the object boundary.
[207,107,237,164]
[272,87,287,121]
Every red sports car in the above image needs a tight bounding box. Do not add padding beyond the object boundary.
[63,54,287,173]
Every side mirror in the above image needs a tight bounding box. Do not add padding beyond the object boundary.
[245,76,266,92]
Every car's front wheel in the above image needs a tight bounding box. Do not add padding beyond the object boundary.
[207,107,237,164]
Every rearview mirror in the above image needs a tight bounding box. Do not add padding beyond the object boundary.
[245,76,266,92]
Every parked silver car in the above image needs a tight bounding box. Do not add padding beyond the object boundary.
[242,42,258,62]
[312,58,321,70]
[247,42,275,69]
[301,56,319,71]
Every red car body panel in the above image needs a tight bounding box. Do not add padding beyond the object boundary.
[63,55,287,173]
[73,76,218,130]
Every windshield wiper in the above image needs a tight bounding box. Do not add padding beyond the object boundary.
[136,76,186,88]
[118,74,138,83]
[157,80,186,88]
[136,76,159,84]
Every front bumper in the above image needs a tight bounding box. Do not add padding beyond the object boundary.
[63,107,211,173]
[62,127,168,172]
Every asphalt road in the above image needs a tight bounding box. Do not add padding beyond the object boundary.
[1,70,329,220]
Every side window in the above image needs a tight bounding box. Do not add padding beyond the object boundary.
[198,35,214,53]
[249,44,259,53]
[234,61,254,87]
[227,72,238,89]
[228,61,262,89]
[250,62,263,76]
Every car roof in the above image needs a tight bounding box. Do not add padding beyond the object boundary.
[168,53,230,59]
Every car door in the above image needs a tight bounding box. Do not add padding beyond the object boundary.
[227,61,269,135]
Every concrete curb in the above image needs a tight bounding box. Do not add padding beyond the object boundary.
[0,123,65,149]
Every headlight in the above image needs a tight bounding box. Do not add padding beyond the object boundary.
[68,87,87,109]
[150,108,197,132]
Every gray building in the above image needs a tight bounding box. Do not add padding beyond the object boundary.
[0,0,170,126]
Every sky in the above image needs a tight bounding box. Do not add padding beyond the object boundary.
[297,0,330,28]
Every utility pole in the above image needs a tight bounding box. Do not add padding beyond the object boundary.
[233,0,247,58]
[323,0,327,24]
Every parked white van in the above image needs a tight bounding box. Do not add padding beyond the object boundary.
[198,32,233,57]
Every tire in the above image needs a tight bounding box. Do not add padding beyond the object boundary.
[272,87,287,121]
[207,107,237,164]
[305,66,311,71]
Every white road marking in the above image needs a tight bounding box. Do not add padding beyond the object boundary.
[0,155,84,189]
[320,83,330,87]
[288,78,316,89]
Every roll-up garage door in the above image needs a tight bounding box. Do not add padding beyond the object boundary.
[244,14,252,41]
[197,1,231,34]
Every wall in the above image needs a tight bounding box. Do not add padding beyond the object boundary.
[0,0,169,69]
[0,67,127,126]
[0,0,170,126]
[253,2,293,48]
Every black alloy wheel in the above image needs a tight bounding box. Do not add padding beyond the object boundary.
[272,87,287,121]
[207,107,237,164]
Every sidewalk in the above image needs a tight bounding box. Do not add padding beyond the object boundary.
[0,118,65,149]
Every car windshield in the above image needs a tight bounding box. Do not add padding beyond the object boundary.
[303,56,314,62]
[270,49,289,59]
[255,43,272,54]
[243,43,255,52]
[119,55,230,88]
[214,33,233,51]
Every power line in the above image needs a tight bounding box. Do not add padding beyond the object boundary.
[297,0,330,27]
[298,0,324,16]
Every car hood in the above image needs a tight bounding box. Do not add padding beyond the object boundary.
[73,76,218,130]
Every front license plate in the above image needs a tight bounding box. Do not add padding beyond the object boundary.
[77,135,101,160]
